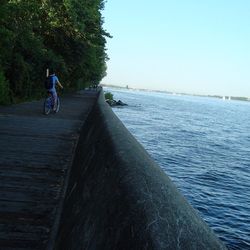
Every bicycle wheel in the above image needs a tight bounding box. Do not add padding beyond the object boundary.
[54,97,60,113]
[44,96,52,115]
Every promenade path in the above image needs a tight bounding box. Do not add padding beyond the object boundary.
[0,91,98,249]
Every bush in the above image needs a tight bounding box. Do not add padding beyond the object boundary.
[104,91,113,100]
[0,70,10,105]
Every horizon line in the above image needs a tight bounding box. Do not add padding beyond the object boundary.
[101,83,250,101]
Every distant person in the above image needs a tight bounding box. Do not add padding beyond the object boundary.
[45,69,63,110]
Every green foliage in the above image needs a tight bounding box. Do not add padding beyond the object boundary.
[0,69,10,105]
[104,92,114,101]
[0,0,110,104]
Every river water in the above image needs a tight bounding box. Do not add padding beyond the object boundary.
[105,87,250,250]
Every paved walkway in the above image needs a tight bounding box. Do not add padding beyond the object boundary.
[0,91,98,249]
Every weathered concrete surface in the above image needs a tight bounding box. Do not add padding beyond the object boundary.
[55,91,227,250]
[0,91,98,250]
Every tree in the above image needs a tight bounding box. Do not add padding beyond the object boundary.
[0,0,111,104]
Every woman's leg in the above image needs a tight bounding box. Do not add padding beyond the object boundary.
[51,91,58,110]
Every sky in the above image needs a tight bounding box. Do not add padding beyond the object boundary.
[101,0,250,97]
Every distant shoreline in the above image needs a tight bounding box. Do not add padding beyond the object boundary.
[101,84,250,103]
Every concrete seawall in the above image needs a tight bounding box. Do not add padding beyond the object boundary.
[55,90,226,250]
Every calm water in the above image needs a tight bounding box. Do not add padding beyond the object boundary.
[105,87,250,250]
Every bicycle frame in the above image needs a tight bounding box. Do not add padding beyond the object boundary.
[43,92,60,115]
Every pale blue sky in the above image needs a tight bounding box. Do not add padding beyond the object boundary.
[101,1,250,97]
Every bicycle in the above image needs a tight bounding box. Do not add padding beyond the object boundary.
[43,92,60,115]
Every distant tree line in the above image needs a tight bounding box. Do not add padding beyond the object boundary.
[0,0,110,104]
